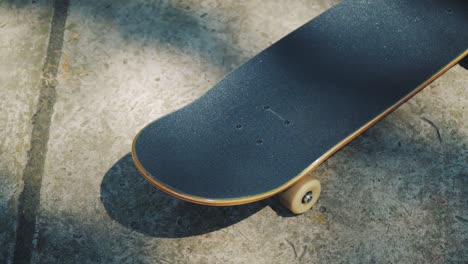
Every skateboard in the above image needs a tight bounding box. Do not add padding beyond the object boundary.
[132,0,468,214]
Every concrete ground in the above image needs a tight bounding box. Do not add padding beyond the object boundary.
[1,0,467,263]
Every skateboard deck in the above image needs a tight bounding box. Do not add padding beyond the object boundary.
[132,0,468,209]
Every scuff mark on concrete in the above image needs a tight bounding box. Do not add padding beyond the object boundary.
[455,216,468,223]
[421,117,443,143]
[285,239,298,258]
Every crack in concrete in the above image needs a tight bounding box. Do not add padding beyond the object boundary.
[12,0,69,263]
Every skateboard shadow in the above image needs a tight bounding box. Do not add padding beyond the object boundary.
[100,154,266,238]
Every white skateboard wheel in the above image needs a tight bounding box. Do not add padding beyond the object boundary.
[279,175,321,214]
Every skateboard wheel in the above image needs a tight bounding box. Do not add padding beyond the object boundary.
[279,175,321,214]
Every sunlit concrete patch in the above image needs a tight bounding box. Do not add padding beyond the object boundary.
[32,0,467,263]
[0,1,53,262]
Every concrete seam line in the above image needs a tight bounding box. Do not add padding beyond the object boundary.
[12,0,70,263]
